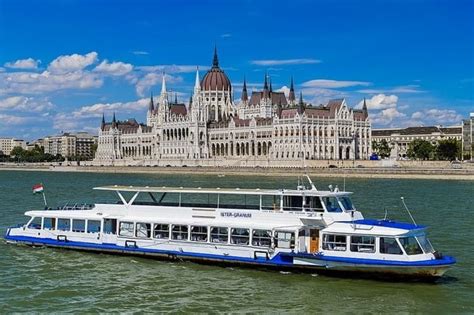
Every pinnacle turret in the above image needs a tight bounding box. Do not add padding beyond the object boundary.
[241,76,248,102]
[289,76,295,103]
[149,92,155,112]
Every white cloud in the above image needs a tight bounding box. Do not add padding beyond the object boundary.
[371,107,406,125]
[4,58,40,70]
[136,65,206,73]
[0,113,31,126]
[53,98,149,130]
[251,59,321,66]
[0,70,103,94]
[135,73,182,97]
[276,86,290,97]
[132,51,149,55]
[94,60,133,76]
[48,52,98,74]
[221,33,232,38]
[358,85,424,94]
[356,94,398,110]
[0,96,54,112]
[411,109,463,125]
[302,79,371,89]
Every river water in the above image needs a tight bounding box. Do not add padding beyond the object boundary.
[0,170,473,313]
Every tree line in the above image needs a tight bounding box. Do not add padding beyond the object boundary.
[372,138,462,161]
[0,146,65,163]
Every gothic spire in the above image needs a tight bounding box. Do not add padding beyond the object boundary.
[362,97,368,118]
[149,92,155,112]
[241,76,248,102]
[174,93,178,104]
[194,67,200,91]
[112,112,117,128]
[289,76,295,102]
[161,73,167,95]
[269,77,273,93]
[212,45,219,68]
[263,72,269,99]
[101,113,105,130]
[298,92,304,114]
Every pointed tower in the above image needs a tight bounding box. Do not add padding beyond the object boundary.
[194,67,200,93]
[269,77,273,94]
[298,92,304,114]
[263,72,269,99]
[101,113,105,130]
[212,45,219,68]
[112,112,117,128]
[189,94,193,110]
[174,93,178,104]
[288,76,296,105]
[148,92,155,112]
[241,76,248,103]
[362,97,368,119]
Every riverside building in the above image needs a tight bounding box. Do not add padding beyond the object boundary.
[372,126,462,159]
[94,49,371,167]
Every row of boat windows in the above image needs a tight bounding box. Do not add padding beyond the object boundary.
[28,217,295,248]
[322,234,434,255]
[120,222,295,248]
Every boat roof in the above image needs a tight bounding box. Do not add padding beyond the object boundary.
[324,219,426,236]
[93,185,352,197]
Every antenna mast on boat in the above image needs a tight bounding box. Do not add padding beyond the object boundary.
[400,197,417,226]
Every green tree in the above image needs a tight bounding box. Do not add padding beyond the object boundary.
[436,139,460,161]
[407,139,434,160]
[376,139,392,158]
[9,146,25,157]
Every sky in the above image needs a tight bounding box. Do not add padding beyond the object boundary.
[0,0,473,140]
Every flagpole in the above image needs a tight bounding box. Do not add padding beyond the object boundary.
[42,191,48,208]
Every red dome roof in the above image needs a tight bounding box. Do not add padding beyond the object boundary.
[201,48,232,91]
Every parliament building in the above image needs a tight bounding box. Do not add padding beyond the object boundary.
[94,49,371,167]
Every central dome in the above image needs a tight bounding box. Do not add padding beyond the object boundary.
[201,48,232,91]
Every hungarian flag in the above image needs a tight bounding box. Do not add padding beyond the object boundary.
[32,184,44,194]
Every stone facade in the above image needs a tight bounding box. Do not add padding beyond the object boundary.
[0,138,27,155]
[94,50,371,166]
[372,126,462,159]
[462,113,474,160]
[42,132,97,159]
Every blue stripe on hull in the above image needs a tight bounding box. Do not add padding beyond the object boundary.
[4,233,455,272]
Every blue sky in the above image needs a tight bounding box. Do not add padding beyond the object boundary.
[0,0,473,139]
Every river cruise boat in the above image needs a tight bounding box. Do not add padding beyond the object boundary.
[5,176,455,279]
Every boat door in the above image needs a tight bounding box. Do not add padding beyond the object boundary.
[309,229,319,253]
[101,218,118,244]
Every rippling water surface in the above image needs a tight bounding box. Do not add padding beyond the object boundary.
[0,170,473,313]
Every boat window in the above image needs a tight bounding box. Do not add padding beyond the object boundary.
[322,197,343,212]
[43,218,55,230]
[87,220,101,233]
[119,221,134,236]
[210,227,228,243]
[416,235,435,254]
[27,217,42,229]
[72,219,86,232]
[283,195,303,211]
[322,234,347,251]
[304,197,324,212]
[252,229,272,247]
[261,195,282,211]
[153,224,170,239]
[136,223,151,238]
[191,226,208,242]
[230,228,250,245]
[350,235,375,253]
[275,231,295,249]
[57,218,71,231]
[379,237,403,255]
[339,197,355,211]
[171,225,188,240]
[103,219,117,234]
[399,236,423,255]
